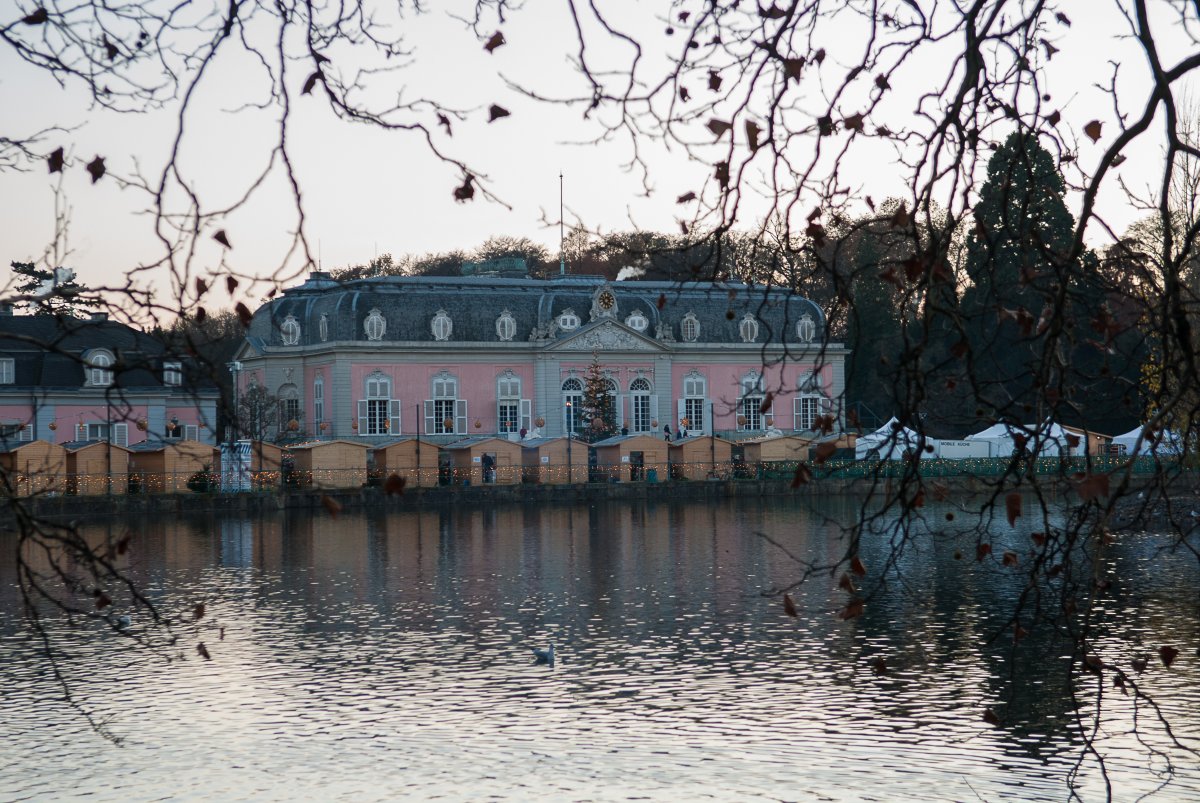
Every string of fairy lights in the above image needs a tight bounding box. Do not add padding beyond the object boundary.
[5,454,1177,495]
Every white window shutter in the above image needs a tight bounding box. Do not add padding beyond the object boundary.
[455,399,468,434]
[423,400,434,435]
[184,424,198,441]
[614,395,624,430]
[703,401,711,435]
[520,399,532,432]
[20,423,33,442]
[649,394,658,428]
[358,399,369,434]
[113,423,129,447]
[677,399,686,433]
[793,396,803,431]
[389,399,402,435]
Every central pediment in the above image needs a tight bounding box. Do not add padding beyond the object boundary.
[544,320,666,352]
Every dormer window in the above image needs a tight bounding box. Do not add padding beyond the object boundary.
[797,313,816,343]
[431,309,453,341]
[319,313,329,342]
[496,310,516,341]
[364,308,386,341]
[163,361,183,386]
[87,350,114,387]
[739,314,760,343]
[558,309,580,331]
[625,310,648,332]
[681,312,700,342]
[280,314,301,345]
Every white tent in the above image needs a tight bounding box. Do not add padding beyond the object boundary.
[1111,426,1183,456]
[964,421,1084,458]
[855,417,927,460]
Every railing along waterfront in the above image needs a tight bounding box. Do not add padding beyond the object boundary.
[0,455,1181,497]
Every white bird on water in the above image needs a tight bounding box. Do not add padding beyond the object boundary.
[532,643,555,666]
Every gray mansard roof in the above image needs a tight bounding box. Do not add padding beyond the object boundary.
[245,272,827,351]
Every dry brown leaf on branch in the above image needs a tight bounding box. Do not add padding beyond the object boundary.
[745,120,762,150]
[484,31,505,52]
[1160,645,1179,668]
[86,156,106,183]
[838,598,865,620]
[213,230,231,248]
[790,463,813,488]
[453,174,475,202]
[488,104,510,122]
[47,147,64,173]
[676,191,696,204]
[197,642,211,660]
[234,302,253,328]
[1083,120,1103,142]
[783,594,798,618]
[976,543,992,562]
[1005,493,1021,526]
[23,8,49,25]
[850,556,867,576]
[813,442,836,465]
[321,494,343,518]
[384,474,406,496]
[194,602,206,620]
[301,71,321,95]
[707,118,732,139]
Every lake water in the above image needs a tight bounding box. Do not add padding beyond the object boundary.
[2,496,1198,801]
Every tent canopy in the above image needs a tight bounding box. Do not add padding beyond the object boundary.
[1111,426,1183,455]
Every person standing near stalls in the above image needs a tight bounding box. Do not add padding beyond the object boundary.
[663,424,672,441]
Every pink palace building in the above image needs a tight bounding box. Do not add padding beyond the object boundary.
[232,267,847,443]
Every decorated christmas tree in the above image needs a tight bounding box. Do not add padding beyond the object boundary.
[580,353,617,442]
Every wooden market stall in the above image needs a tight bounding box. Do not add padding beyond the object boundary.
[740,435,810,466]
[443,436,523,485]
[0,440,67,496]
[63,439,132,495]
[373,437,440,488]
[287,439,370,489]
[129,440,220,493]
[591,434,669,483]
[668,435,735,480]
[519,437,590,484]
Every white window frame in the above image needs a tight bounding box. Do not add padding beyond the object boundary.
[425,372,463,435]
[86,422,127,445]
[364,308,387,341]
[562,377,583,433]
[163,361,183,387]
[1,422,32,442]
[739,373,764,432]
[794,395,819,432]
[797,314,816,343]
[625,311,648,332]
[87,350,114,387]
[558,310,580,331]
[496,310,516,341]
[739,314,760,343]
[680,312,700,343]
[360,372,399,436]
[280,315,301,346]
[630,377,654,433]
[319,314,329,342]
[680,372,708,435]
[313,375,325,425]
[497,374,522,434]
[431,309,453,341]
[0,358,14,384]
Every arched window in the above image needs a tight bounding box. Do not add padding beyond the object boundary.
[364,308,386,341]
[313,375,325,425]
[278,383,301,434]
[680,312,700,342]
[431,309,453,341]
[87,350,114,387]
[319,313,329,342]
[739,314,760,343]
[562,377,583,433]
[280,314,301,346]
[625,310,648,332]
[630,377,653,433]
[681,372,707,434]
[739,372,764,431]
[496,310,516,341]
[797,313,816,343]
[558,309,580,331]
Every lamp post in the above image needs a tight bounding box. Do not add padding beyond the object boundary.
[565,400,572,484]
[226,361,243,446]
